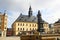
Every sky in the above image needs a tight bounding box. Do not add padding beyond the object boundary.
[0,0,60,28]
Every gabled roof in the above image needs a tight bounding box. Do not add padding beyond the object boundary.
[15,14,48,24]
[15,14,37,23]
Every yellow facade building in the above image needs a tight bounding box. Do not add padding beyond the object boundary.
[0,11,7,37]
[52,19,60,33]
[12,22,38,35]
[12,6,49,35]
[43,23,49,33]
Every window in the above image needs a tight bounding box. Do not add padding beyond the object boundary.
[30,24,31,27]
[5,27,6,29]
[23,28,24,31]
[35,28,36,30]
[0,17,1,22]
[35,24,36,27]
[21,17,23,18]
[30,28,31,30]
[0,26,1,29]
[33,24,34,27]
[26,28,28,31]
[23,24,24,26]
[18,28,19,31]
[18,23,19,26]
[20,28,22,30]
[20,23,22,26]
[26,24,28,26]
[33,28,34,30]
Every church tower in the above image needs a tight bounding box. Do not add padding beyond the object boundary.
[37,10,44,32]
[28,6,32,17]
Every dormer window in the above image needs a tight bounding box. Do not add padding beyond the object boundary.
[19,19,21,20]
[21,17,23,18]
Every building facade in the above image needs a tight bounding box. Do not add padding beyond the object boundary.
[0,12,7,37]
[12,6,49,35]
[53,19,60,33]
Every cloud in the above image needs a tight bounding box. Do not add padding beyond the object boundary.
[0,0,60,27]
[7,11,20,28]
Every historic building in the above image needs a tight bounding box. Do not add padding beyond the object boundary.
[48,24,54,33]
[53,19,60,33]
[12,6,49,35]
[0,11,7,37]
